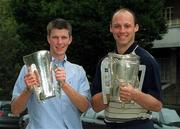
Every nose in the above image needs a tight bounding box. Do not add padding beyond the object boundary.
[57,37,63,44]
[118,26,126,33]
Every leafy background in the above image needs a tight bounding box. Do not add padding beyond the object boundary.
[0,0,167,99]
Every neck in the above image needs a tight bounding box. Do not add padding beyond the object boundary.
[56,55,65,61]
[116,41,134,54]
[51,52,65,61]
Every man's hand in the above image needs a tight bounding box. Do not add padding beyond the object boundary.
[119,83,137,103]
[55,67,66,88]
[24,68,40,91]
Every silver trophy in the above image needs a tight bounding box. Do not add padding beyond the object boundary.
[23,50,56,102]
[101,52,149,121]
[110,53,140,102]
[101,52,141,104]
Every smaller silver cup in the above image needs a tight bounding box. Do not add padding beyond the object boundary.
[23,50,56,102]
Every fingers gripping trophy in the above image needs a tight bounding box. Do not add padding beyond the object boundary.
[101,51,149,122]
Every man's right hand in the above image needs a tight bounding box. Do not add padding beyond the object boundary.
[24,69,40,91]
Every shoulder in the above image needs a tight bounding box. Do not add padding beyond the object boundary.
[97,54,109,66]
[18,65,28,77]
[136,47,158,65]
[136,47,153,58]
[65,61,85,72]
[66,61,82,68]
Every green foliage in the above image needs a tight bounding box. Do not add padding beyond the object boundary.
[0,0,23,99]
[10,0,167,78]
[0,0,167,99]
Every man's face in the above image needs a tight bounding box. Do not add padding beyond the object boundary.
[110,11,139,47]
[47,28,72,59]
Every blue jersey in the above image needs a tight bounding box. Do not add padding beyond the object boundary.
[91,42,162,129]
[92,42,162,101]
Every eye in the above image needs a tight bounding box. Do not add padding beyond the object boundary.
[51,36,58,39]
[124,24,131,29]
[112,24,121,29]
[61,36,68,40]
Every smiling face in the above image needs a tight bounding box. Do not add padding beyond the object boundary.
[110,9,139,53]
[47,28,72,60]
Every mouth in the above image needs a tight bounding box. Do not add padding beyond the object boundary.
[56,45,65,50]
[118,34,127,40]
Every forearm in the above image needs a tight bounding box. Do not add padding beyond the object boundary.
[62,82,89,112]
[91,93,108,112]
[11,90,31,115]
[133,89,162,112]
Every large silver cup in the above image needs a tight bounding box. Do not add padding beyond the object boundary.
[23,50,56,102]
[109,53,140,102]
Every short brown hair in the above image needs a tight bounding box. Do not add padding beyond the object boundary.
[47,18,72,36]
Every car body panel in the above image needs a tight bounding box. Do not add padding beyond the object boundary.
[19,107,180,129]
[0,101,20,128]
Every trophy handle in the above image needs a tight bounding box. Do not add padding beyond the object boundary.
[52,62,63,95]
[101,57,111,104]
[138,65,146,90]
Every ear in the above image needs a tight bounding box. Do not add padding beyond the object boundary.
[110,24,113,33]
[47,35,50,45]
[134,24,139,32]
[68,36,73,45]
